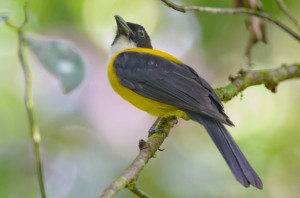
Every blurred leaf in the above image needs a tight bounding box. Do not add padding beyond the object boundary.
[233,0,267,66]
[26,37,85,93]
[233,0,262,9]
[0,13,9,24]
[233,0,248,8]
[245,16,267,58]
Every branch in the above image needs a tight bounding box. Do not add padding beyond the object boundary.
[276,0,300,32]
[215,64,300,102]
[100,64,300,197]
[100,117,176,198]
[5,2,47,198]
[161,0,300,43]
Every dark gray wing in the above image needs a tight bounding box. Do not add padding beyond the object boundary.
[114,51,233,126]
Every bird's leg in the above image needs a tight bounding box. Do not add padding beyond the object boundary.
[148,117,165,137]
[148,116,178,137]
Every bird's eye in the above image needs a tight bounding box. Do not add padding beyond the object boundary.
[138,29,145,37]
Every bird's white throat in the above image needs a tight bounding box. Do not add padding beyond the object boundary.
[109,35,137,58]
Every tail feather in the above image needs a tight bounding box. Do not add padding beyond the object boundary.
[187,112,263,189]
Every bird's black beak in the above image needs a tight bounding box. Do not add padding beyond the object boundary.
[115,15,134,37]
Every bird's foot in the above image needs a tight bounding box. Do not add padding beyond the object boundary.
[148,116,178,137]
[148,117,165,137]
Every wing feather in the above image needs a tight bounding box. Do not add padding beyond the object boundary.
[114,51,232,125]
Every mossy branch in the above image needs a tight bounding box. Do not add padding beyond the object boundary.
[215,64,300,102]
[100,64,300,198]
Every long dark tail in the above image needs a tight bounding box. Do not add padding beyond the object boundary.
[186,112,263,189]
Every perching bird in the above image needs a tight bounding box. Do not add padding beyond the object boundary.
[107,15,263,189]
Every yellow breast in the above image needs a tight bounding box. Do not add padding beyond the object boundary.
[108,48,188,119]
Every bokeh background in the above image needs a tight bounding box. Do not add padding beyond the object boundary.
[1,0,300,197]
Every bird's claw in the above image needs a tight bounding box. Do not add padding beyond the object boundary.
[148,128,166,137]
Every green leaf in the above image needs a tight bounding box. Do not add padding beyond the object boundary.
[26,37,85,93]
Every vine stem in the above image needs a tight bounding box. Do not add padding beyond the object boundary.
[17,30,47,198]
[6,2,47,197]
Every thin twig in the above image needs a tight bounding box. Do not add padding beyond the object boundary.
[161,0,300,43]
[5,2,47,198]
[20,1,29,28]
[161,0,185,12]
[128,185,152,198]
[100,64,300,198]
[276,0,300,32]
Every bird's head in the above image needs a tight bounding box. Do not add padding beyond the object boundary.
[111,15,152,54]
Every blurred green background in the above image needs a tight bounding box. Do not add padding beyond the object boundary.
[1,0,300,197]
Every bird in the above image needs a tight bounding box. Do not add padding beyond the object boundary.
[107,15,263,189]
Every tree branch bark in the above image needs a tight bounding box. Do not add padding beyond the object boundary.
[100,64,300,198]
